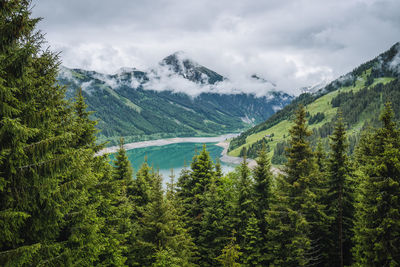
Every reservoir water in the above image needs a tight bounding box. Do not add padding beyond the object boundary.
[110,142,236,180]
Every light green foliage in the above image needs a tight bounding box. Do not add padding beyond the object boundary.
[229,43,400,161]
[114,137,134,182]
[217,234,242,267]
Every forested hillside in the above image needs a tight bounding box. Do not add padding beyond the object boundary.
[228,42,400,163]
[58,60,292,146]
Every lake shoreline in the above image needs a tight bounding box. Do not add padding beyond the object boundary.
[215,141,257,168]
[98,133,239,155]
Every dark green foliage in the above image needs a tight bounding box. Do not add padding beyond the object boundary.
[315,140,328,173]
[271,140,289,164]
[136,171,196,266]
[308,112,325,125]
[249,145,273,265]
[239,137,271,159]
[187,144,215,237]
[235,154,254,248]
[266,106,328,266]
[242,214,263,266]
[353,103,400,266]
[0,1,103,265]
[331,80,400,126]
[176,145,220,265]
[198,177,231,266]
[73,88,98,149]
[326,115,355,266]
[253,145,273,222]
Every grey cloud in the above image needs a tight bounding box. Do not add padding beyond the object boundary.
[32,0,400,95]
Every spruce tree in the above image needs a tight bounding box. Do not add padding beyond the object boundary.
[235,152,254,248]
[128,160,153,266]
[315,140,327,174]
[354,103,400,266]
[215,158,223,180]
[216,233,242,267]
[114,137,133,182]
[198,177,231,266]
[242,213,263,266]
[138,172,196,266]
[73,88,98,149]
[251,144,273,264]
[266,106,327,266]
[182,145,215,249]
[326,115,355,266]
[0,1,102,264]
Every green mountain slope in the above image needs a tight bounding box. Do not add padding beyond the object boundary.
[228,42,400,163]
[58,54,293,145]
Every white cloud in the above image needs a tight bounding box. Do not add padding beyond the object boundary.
[143,63,277,97]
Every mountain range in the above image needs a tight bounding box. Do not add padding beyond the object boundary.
[58,52,293,145]
[228,42,400,163]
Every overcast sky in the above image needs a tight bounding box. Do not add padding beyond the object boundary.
[31,0,400,94]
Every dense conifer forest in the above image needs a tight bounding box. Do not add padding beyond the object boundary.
[1,1,400,266]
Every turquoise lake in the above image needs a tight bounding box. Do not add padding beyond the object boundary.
[110,142,236,179]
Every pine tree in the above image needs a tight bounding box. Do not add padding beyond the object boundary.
[138,172,196,266]
[91,156,127,266]
[354,103,400,266]
[215,158,223,180]
[73,88,98,149]
[114,137,133,182]
[180,145,215,250]
[251,144,273,264]
[242,213,263,266]
[0,1,102,264]
[315,140,327,174]
[216,233,242,267]
[235,152,254,248]
[266,106,327,266]
[326,115,355,266]
[198,177,231,266]
[128,160,153,266]
[132,159,152,218]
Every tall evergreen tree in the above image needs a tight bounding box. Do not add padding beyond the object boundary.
[242,213,263,266]
[354,103,400,266]
[251,144,273,264]
[114,137,133,182]
[0,1,102,264]
[266,106,327,266]
[138,172,196,266]
[326,115,355,266]
[235,152,254,249]
[198,176,231,266]
[180,145,215,250]
[73,88,97,149]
